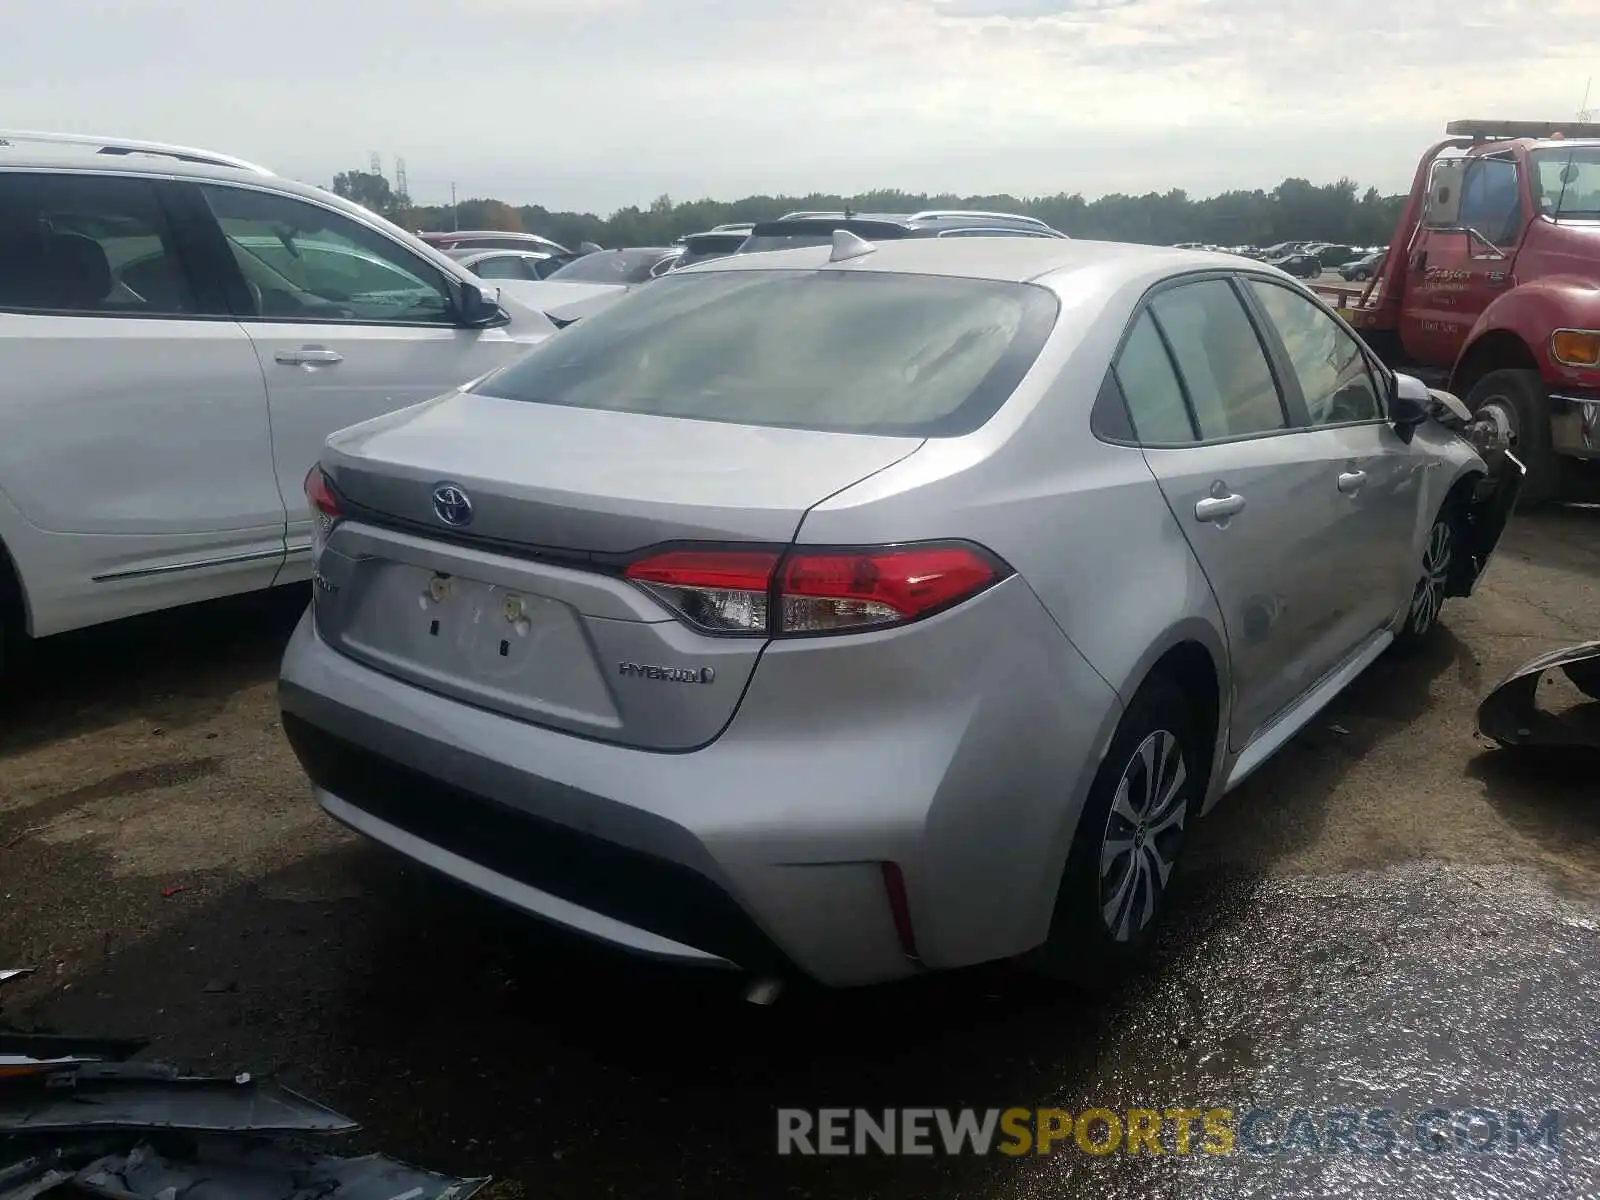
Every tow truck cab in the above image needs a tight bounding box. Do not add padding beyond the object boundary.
[1340,119,1600,502]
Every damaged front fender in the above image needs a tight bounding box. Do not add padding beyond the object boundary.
[1427,386,1526,598]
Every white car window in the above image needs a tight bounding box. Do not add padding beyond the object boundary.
[0,172,196,315]
[200,185,454,325]
[1247,280,1383,426]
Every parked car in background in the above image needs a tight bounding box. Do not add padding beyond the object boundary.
[669,230,751,270]
[1338,249,1386,281]
[279,234,1518,994]
[1269,252,1323,278]
[447,248,563,281]
[0,130,557,676]
[1313,244,1359,269]
[544,246,681,284]
[737,209,1066,253]
[419,230,571,257]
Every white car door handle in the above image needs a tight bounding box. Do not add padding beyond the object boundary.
[1194,493,1246,522]
[1338,470,1367,494]
[275,347,343,366]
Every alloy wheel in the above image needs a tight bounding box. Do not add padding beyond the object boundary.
[1098,729,1189,942]
[1408,518,1454,635]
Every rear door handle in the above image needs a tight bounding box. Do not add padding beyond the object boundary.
[274,347,343,366]
[1338,470,1367,494]
[1194,493,1246,522]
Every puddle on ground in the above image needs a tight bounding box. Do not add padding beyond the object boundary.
[987,860,1600,1200]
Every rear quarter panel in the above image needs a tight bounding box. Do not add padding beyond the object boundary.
[796,269,1234,813]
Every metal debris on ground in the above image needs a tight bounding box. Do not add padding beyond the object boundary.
[1477,639,1600,749]
[0,1021,488,1199]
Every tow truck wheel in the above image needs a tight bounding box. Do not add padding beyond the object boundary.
[1465,369,1557,507]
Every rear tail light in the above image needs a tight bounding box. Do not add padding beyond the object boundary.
[622,542,1007,637]
[623,550,778,634]
[304,466,341,555]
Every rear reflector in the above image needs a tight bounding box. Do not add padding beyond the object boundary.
[881,862,920,961]
[623,542,1005,637]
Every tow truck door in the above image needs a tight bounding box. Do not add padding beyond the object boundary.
[1404,155,1527,368]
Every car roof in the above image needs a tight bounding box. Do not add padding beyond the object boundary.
[751,211,1063,238]
[1504,137,1600,153]
[452,247,552,261]
[0,147,420,232]
[679,236,1254,287]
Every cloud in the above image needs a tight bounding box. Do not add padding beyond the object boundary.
[0,0,1595,212]
[932,0,1134,17]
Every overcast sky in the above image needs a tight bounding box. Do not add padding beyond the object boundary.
[4,0,1597,213]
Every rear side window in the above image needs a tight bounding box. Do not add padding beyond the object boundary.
[1246,280,1383,425]
[1114,311,1195,443]
[1149,280,1285,440]
[475,269,1060,436]
[0,172,195,315]
[472,255,532,280]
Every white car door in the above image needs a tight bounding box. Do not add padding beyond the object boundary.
[191,183,540,574]
[0,170,282,637]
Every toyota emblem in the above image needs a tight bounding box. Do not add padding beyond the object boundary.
[432,482,473,527]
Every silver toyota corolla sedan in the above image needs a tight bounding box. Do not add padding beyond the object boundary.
[277,235,1520,989]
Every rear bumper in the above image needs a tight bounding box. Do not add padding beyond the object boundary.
[277,577,1123,987]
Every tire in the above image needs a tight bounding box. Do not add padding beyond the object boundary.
[1464,368,1558,506]
[1033,674,1201,985]
[0,560,19,680]
[1564,658,1600,702]
[1392,503,1461,651]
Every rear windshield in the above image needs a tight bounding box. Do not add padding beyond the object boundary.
[473,269,1059,436]
[547,249,672,284]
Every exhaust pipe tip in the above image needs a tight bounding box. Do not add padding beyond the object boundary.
[744,977,784,1006]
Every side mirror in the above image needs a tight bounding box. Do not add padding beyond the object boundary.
[1390,371,1431,438]
[1422,158,1467,229]
[452,279,504,327]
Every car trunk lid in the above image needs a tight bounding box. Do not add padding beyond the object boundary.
[313,390,923,749]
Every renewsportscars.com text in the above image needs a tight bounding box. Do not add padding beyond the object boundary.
[776,1107,1562,1157]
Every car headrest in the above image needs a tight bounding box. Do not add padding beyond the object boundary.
[38,232,112,309]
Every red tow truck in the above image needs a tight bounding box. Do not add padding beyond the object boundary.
[1328,119,1600,504]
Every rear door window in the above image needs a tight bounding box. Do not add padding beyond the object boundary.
[474,269,1059,436]
[0,172,197,315]
[1148,280,1287,440]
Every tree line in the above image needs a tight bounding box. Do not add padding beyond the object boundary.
[329,169,1408,252]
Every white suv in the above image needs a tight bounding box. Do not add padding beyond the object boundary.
[0,131,556,671]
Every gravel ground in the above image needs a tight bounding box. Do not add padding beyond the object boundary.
[1,507,1596,1199]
